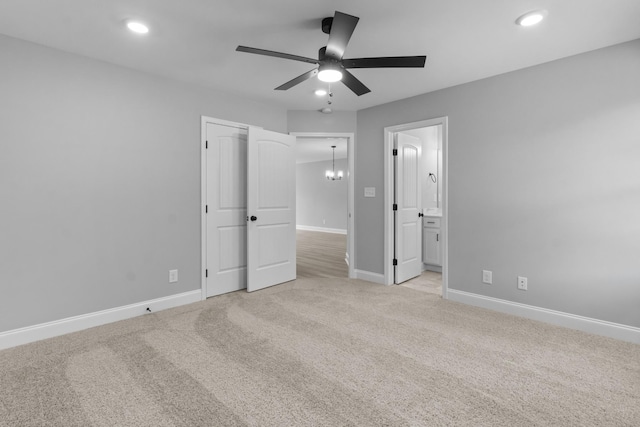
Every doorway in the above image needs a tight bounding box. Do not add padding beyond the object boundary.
[291,132,355,279]
[383,117,448,298]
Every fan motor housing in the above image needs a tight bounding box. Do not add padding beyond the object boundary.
[318,46,327,60]
[321,17,333,34]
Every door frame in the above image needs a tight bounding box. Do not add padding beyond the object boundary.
[383,117,449,298]
[200,116,256,300]
[290,132,355,279]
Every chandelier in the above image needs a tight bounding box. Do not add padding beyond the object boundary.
[325,145,343,180]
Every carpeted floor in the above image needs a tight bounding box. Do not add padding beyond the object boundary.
[1,278,639,426]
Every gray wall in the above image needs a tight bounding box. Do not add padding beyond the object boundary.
[297,159,348,230]
[356,39,640,328]
[0,34,287,333]
[288,110,356,134]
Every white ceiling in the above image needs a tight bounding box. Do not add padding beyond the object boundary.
[1,1,639,112]
[295,137,347,164]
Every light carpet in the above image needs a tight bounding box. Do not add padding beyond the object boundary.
[1,278,638,426]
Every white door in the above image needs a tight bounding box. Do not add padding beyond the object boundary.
[394,133,422,283]
[206,123,248,297]
[247,128,297,292]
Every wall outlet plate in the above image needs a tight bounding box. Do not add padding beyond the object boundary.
[482,270,492,284]
[517,276,527,290]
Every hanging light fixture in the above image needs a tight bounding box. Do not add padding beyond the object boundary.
[325,145,343,180]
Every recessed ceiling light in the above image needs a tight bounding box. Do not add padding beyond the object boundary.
[315,89,327,96]
[126,20,149,34]
[515,10,547,27]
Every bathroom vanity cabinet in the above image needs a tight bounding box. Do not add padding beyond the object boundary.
[423,216,441,267]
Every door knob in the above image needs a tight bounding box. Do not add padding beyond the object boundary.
[250,215,257,221]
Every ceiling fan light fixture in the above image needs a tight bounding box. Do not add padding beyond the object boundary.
[516,10,547,26]
[236,10,426,97]
[318,65,343,83]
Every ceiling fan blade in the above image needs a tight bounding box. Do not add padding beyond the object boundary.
[236,46,319,65]
[325,11,359,60]
[342,56,427,69]
[341,69,370,96]
[275,68,319,90]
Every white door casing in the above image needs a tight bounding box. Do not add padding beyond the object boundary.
[383,116,448,297]
[247,127,297,292]
[394,133,422,284]
[205,122,248,297]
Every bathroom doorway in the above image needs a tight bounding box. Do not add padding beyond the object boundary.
[383,117,448,298]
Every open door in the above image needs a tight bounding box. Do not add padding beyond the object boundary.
[246,127,297,292]
[394,133,422,283]
[205,122,248,297]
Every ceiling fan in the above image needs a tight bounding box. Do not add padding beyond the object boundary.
[236,11,427,96]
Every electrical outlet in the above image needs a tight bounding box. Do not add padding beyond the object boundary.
[482,270,492,284]
[169,269,178,283]
[517,276,527,290]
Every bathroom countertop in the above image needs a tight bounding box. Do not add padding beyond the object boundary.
[423,208,442,217]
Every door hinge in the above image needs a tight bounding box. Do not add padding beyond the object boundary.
[205,205,208,213]
[205,269,208,278]
[392,148,398,156]
[205,140,208,149]
[393,259,398,266]
[393,204,398,211]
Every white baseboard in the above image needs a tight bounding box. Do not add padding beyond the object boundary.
[296,225,347,235]
[354,269,386,285]
[447,289,640,344]
[422,264,442,273]
[0,290,202,351]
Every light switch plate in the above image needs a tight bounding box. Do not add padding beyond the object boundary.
[364,187,376,197]
[482,270,492,284]
[169,269,178,283]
